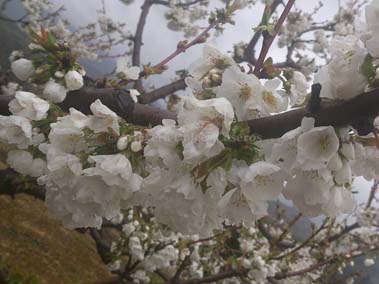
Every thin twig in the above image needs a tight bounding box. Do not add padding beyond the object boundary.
[152,22,217,72]
[367,179,379,208]
[132,0,153,67]
[243,0,283,64]
[254,0,296,76]
[275,212,302,245]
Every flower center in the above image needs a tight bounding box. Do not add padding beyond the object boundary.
[262,91,277,107]
[319,135,330,151]
[255,175,272,186]
[240,85,252,101]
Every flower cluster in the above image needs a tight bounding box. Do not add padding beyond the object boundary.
[2,0,379,283]
[4,0,379,235]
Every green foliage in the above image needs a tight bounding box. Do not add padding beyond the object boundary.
[28,27,81,85]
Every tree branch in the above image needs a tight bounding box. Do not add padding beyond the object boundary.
[366,179,379,208]
[152,21,217,72]
[254,0,296,76]
[247,88,379,138]
[2,87,379,139]
[139,78,186,104]
[132,0,153,67]
[152,0,207,8]
[242,0,283,64]
[176,269,248,284]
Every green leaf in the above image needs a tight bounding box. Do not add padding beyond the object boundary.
[361,54,375,79]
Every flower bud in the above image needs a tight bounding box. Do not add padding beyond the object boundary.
[43,79,67,103]
[131,141,142,152]
[364,258,375,267]
[117,136,129,151]
[11,58,35,81]
[64,70,84,91]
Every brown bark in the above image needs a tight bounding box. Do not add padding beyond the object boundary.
[1,87,379,139]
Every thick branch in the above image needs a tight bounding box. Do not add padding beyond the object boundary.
[0,88,177,126]
[248,88,379,138]
[2,88,379,139]
[139,78,186,104]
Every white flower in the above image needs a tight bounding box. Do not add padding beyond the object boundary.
[116,58,140,80]
[240,161,284,205]
[218,187,256,226]
[296,126,339,170]
[11,58,35,81]
[189,45,235,79]
[117,136,129,151]
[218,160,284,225]
[340,142,355,160]
[1,82,19,96]
[129,89,140,103]
[64,70,84,91]
[49,109,88,153]
[45,176,103,229]
[314,36,367,100]
[351,143,379,181]
[0,115,32,149]
[144,119,182,169]
[185,77,204,98]
[122,223,135,236]
[268,117,315,170]
[284,169,334,216]
[260,79,288,115]
[180,121,224,165]
[54,71,64,78]
[84,154,142,192]
[46,150,142,228]
[364,0,379,57]
[143,245,178,272]
[7,150,46,177]
[57,107,90,129]
[289,71,309,106]
[334,160,353,184]
[42,79,67,103]
[217,65,262,120]
[150,186,208,234]
[88,99,119,135]
[364,258,375,267]
[178,96,234,136]
[9,91,50,121]
[129,236,144,261]
[131,141,143,152]
[98,13,114,33]
[322,186,356,217]
[42,145,83,188]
